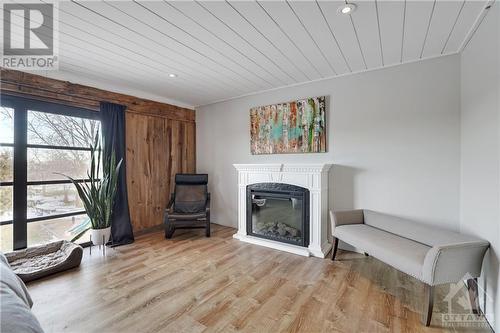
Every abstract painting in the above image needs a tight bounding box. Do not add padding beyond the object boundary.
[250,96,326,154]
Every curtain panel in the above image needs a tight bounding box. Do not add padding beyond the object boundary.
[100,102,134,246]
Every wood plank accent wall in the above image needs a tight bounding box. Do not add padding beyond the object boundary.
[1,68,196,233]
[126,114,195,232]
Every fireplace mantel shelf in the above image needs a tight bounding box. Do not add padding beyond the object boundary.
[233,164,331,173]
[233,163,332,258]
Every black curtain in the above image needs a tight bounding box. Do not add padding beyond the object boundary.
[100,102,134,246]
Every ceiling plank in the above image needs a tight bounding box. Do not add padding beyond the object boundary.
[290,1,351,75]
[171,1,288,87]
[140,1,274,90]
[226,0,313,82]
[443,0,489,53]
[110,1,262,92]
[345,0,383,69]
[74,1,251,93]
[58,1,242,95]
[199,1,299,85]
[403,1,435,62]
[424,1,465,57]
[257,1,335,78]
[377,0,406,66]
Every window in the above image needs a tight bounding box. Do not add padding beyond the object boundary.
[0,95,100,251]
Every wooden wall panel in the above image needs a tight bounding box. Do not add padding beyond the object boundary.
[186,122,196,171]
[1,68,196,234]
[126,115,196,232]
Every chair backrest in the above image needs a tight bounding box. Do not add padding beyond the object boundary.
[174,174,208,213]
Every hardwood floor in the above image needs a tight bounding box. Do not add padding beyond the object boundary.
[28,225,492,333]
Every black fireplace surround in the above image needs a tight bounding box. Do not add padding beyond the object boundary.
[247,183,309,247]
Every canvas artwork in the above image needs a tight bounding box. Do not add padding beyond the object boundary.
[250,96,326,155]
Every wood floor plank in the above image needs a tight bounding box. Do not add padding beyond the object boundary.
[27,225,492,333]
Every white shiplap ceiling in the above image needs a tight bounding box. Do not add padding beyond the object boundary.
[3,0,493,108]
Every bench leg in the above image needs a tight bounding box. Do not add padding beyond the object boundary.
[422,284,434,327]
[467,278,480,315]
[331,237,339,261]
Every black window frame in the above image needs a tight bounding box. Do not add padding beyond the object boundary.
[0,94,100,250]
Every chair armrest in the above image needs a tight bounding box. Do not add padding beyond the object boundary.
[422,241,489,285]
[330,210,364,236]
[206,193,211,212]
[166,196,175,211]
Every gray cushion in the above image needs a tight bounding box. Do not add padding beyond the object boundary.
[335,224,430,280]
[0,253,44,333]
[167,211,207,220]
[363,210,479,247]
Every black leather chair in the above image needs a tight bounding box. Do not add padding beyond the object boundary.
[164,174,210,239]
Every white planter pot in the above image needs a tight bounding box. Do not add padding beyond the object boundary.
[91,227,111,245]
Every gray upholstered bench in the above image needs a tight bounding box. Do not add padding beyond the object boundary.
[330,209,489,326]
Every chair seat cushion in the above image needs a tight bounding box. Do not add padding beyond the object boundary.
[167,211,207,220]
[335,224,431,280]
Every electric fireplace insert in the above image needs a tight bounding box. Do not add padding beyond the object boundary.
[246,183,309,247]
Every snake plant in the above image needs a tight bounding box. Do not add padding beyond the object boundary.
[62,132,122,242]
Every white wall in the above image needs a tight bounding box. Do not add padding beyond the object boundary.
[460,3,499,330]
[196,55,461,233]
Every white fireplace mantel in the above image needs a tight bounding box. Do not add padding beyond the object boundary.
[233,163,332,258]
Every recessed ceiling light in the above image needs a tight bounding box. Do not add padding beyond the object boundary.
[168,73,177,78]
[338,3,357,15]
